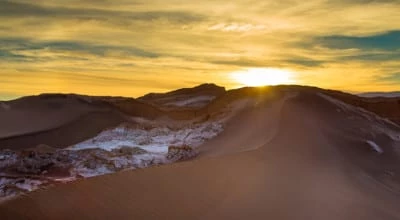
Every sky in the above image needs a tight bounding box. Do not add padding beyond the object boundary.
[0,0,399,100]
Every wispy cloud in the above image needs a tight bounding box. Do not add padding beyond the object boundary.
[377,72,400,84]
[208,23,266,32]
[316,31,400,50]
[0,38,160,61]
[0,0,205,24]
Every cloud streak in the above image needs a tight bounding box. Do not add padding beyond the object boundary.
[377,72,400,84]
[0,0,205,24]
[317,31,400,51]
[0,38,160,61]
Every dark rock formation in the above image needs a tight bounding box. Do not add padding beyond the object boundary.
[166,145,197,161]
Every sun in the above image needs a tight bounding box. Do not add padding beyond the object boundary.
[231,68,294,87]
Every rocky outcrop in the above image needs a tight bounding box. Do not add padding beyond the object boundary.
[0,145,163,199]
[166,145,197,162]
[0,145,151,178]
[2,146,72,176]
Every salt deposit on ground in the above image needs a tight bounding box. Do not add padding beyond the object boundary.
[319,93,400,141]
[319,93,399,128]
[0,98,252,202]
[65,119,224,177]
[0,118,226,201]
[69,121,224,153]
[366,140,384,154]
[0,177,45,201]
[165,96,215,107]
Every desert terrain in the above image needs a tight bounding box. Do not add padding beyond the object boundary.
[1,84,400,219]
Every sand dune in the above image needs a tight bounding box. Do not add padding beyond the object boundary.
[0,94,102,139]
[0,94,168,150]
[1,87,400,219]
[0,110,124,150]
[327,90,400,125]
[2,85,398,151]
[138,83,226,110]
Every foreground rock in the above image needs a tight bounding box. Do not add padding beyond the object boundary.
[0,145,165,200]
[166,145,197,161]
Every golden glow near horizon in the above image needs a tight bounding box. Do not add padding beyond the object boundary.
[0,0,400,100]
[231,68,294,87]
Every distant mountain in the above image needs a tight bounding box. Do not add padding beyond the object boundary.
[138,83,226,109]
[358,91,400,98]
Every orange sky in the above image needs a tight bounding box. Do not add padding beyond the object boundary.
[1,0,399,100]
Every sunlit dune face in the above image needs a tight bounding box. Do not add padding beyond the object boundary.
[231,68,295,87]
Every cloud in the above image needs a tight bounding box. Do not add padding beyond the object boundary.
[316,31,400,50]
[376,72,400,84]
[0,37,160,61]
[283,57,324,67]
[0,49,29,60]
[211,58,272,67]
[0,0,205,24]
[305,31,400,63]
[333,0,399,4]
[208,23,266,32]
[338,52,400,62]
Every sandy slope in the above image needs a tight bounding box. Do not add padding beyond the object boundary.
[2,90,400,219]
[198,92,295,157]
[0,94,169,150]
[328,90,400,125]
[0,94,127,150]
[0,94,100,139]
[0,110,125,150]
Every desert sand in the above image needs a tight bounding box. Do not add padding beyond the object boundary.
[0,94,126,150]
[1,85,400,219]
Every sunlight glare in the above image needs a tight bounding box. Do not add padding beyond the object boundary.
[231,68,295,87]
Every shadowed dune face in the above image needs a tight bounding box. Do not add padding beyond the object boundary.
[327,91,400,125]
[0,94,101,139]
[0,94,127,150]
[0,111,125,150]
[0,94,176,150]
[1,88,400,219]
